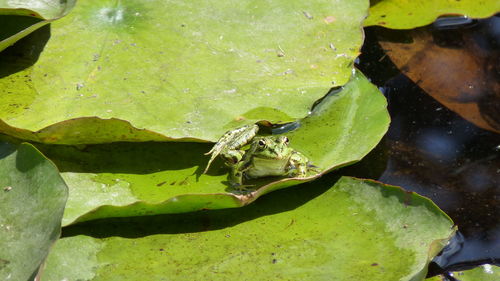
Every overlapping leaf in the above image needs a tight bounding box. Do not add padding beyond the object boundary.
[34,71,389,225]
[41,177,454,281]
[365,0,500,29]
[0,0,368,144]
[0,142,68,281]
[0,0,75,52]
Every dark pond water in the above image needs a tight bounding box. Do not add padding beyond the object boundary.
[354,15,499,277]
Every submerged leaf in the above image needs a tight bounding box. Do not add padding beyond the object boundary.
[376,23,500,133]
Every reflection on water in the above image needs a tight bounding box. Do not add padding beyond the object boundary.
[357,16,500,274]
[414,128,460,162]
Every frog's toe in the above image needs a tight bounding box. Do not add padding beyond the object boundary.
[307,164,322,174]
[230,182,254,192]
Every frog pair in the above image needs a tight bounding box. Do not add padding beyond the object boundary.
[203,124,313,188]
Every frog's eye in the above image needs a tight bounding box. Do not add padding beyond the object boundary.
[258,139,266,147]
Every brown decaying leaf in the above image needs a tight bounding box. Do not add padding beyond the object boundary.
[378,25,500,133]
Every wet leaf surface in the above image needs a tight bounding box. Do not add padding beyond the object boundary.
[0,142,68,281]
[42,176,455,281]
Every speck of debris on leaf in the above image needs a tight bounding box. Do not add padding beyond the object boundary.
[4,186,12,192]
[302,11,313,19]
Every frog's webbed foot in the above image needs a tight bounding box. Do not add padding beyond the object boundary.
[287,151,318,178]
[203,124,259,174]
[288,152,306,174]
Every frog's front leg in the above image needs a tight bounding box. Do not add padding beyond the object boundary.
[203,124,259,174]
[287,151,310,177]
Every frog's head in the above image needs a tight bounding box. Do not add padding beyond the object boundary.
[252,135,292,160]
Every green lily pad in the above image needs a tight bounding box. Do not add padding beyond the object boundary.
[34,70,389,225]
[453,265,500,281]
[41,176,455,281]
[365,0,500,29]
[0,0,75,52]
[0,0,368,144]
[0,0,75,19]
[426,265,500,281]
[0,142,68,281]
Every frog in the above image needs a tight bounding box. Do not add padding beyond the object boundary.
[203,124,314,188]
[228,135,311,187]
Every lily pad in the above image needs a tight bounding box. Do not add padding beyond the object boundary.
[448,265,500,281]
[35,70,389,226]
[0,142,68,281]
[0,0,368,144]
[365,0,500,29]
[41,176,455,281]
[0,0,75,52]
[425,265,500,281]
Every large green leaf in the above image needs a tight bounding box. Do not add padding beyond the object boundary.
[34,70,389,225]
[0,0,75,52]
[0,0,368,144]
[0,142,68,281]
[41,176,455,281]
[365,0,500,29]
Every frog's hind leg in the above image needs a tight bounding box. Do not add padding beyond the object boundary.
[203,124,259,174]
[221,149,245,165]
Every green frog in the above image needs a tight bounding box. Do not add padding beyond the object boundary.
[229,135,311,186]
[204,124,314,187]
